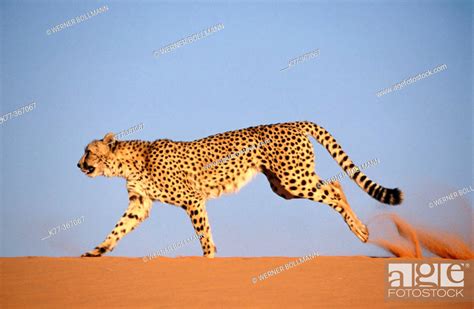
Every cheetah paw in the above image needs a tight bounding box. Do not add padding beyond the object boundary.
[353,224,369,243]
[81,247,106,257]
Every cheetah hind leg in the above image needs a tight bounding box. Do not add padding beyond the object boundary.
[329,181,369,243]
[262,167,299,200]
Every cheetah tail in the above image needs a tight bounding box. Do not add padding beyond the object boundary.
[301,121,404,205]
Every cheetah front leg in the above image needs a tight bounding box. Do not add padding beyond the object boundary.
[81,194,152,257]
[185,200,217,258]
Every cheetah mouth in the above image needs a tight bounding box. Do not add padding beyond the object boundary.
[85,166,96,174]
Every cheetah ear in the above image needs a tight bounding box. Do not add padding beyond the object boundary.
[103,132,116,147]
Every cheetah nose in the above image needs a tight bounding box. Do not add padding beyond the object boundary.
[77,163,81,169]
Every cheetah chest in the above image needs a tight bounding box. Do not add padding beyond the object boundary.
[208,167,260,199]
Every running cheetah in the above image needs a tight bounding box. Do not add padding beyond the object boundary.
[77,121,403,257]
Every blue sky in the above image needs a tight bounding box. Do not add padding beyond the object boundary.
[1,0,472,258]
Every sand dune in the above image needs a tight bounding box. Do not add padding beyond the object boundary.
[2,214,472,308]
[1,256,472,308]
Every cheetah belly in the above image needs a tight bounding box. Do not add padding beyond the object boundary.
[209,167,260,199]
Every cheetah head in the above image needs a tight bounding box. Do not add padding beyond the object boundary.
[77,133,117,178]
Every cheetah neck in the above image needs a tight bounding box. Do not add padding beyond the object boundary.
[106,140,151,180]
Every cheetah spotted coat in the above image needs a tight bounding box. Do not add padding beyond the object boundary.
[78,121,403,257]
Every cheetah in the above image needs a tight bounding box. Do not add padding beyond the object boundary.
[77,121,403,257]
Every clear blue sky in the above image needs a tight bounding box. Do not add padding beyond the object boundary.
[1,0,472,258]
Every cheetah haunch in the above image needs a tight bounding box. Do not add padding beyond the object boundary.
[77,121,403,257]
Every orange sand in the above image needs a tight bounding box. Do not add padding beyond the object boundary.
[1,256,472,308]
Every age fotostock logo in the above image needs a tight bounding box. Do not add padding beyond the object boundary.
[386,262,472,301]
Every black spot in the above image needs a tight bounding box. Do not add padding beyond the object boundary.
[341,155,348,164]
[364,180,372,190]
[368,183,377,195]
[374,186,383,200]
